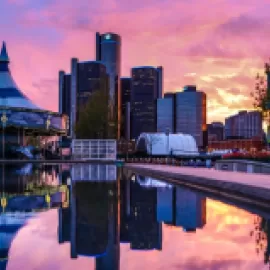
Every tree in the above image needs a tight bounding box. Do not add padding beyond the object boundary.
[75,77,117,139]
[252,72,268,113]
[251,63,270,144]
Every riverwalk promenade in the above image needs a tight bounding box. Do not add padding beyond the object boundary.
[124,164,270,209]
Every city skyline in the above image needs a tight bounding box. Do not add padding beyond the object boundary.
[1,0,269,123]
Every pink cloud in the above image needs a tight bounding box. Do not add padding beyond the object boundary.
[2,0,270,122]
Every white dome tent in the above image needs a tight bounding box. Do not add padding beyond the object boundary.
[136,133,198,156]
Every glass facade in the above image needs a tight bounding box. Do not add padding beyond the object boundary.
[207,122,224,141]
[70,58,78,139]
[76,61,108,112]
[131,67,163,139]
[60,60,109,138]
[96,32,121,139]
[59,71,71,134]
[120,77,131,138]
[157,98,174,133]
[224,111,263,139]
[175,88,206,148]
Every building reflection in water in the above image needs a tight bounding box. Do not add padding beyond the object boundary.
[58,164,120,270]
[175,187,206,232]
[118,173,207,252]
[1,163,269,269]
[0,164,67,270]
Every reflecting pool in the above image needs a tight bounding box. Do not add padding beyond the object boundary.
[0,163,269,269]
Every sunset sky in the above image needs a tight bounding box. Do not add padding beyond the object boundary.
[1,0,269,123]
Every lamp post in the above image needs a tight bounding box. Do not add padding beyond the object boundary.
[165,128,170,161]
[45,116,51,159]
[1,111,8,159]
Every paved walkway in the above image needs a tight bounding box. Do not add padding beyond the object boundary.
[124,164,270,204]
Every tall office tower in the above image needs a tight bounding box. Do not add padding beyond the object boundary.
[207,122,224,142]
[59,71,71,134]
[157,97,174,133]
[175,86,207,148]
[157,66,163,98]
[120,77,131,139]
[131,66,163,139]
[66,59,108,138]
[125,102,131,141]
[164,92,176,131]
[225,111,263,139]
[96,32,121,139]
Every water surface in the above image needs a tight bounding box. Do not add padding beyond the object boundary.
[0,163,269,270]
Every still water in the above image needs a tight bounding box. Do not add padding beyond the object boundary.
[0,163,269,270]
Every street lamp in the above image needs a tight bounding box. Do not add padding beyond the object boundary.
[165,127,170,159]
[1,111,8,159]
[44,116,51,158]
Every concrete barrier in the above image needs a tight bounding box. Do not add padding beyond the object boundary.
[215,159,270,174]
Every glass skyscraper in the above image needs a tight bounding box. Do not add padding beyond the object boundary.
[59,71,71,134]
[157,97,174,133]
[175,86,207,148]
[131,66,163,139]
[96,32,121,139]
[120,77,131,139]
[59,60,108,138]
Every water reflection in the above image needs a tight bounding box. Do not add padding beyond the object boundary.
[0,164,269,269]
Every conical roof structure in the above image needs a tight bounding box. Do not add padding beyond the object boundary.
[0,41,40,110]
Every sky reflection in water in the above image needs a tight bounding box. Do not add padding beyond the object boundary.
[0,164,269,270]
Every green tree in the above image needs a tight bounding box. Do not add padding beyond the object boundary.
[75,77,117,139]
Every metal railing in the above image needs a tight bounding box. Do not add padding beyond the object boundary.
[71,139,117,160]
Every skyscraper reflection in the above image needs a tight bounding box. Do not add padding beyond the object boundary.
[58,164,120,270]
[119,173,130,243]
[129,176,162,250]
[175,187,206,232]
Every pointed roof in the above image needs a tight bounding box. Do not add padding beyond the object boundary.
[0,41,40,110]
[0,42,9,63]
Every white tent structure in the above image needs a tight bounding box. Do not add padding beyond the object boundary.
[136,133,198,156]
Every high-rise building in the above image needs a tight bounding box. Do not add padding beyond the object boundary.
[76,61,108,109]
[120,77,131,139]
[58,72,71,116]
[59,60,108,138]
[157,98,174,133]
[164,92,176,131]
[225,111,263,139]
[175,86,207,148]
[96,32,121,138]
[207,122,224,142]
[125,102,131,141]
[131,66,163,139]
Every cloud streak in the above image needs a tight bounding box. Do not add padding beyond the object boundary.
[1,0,269,122]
